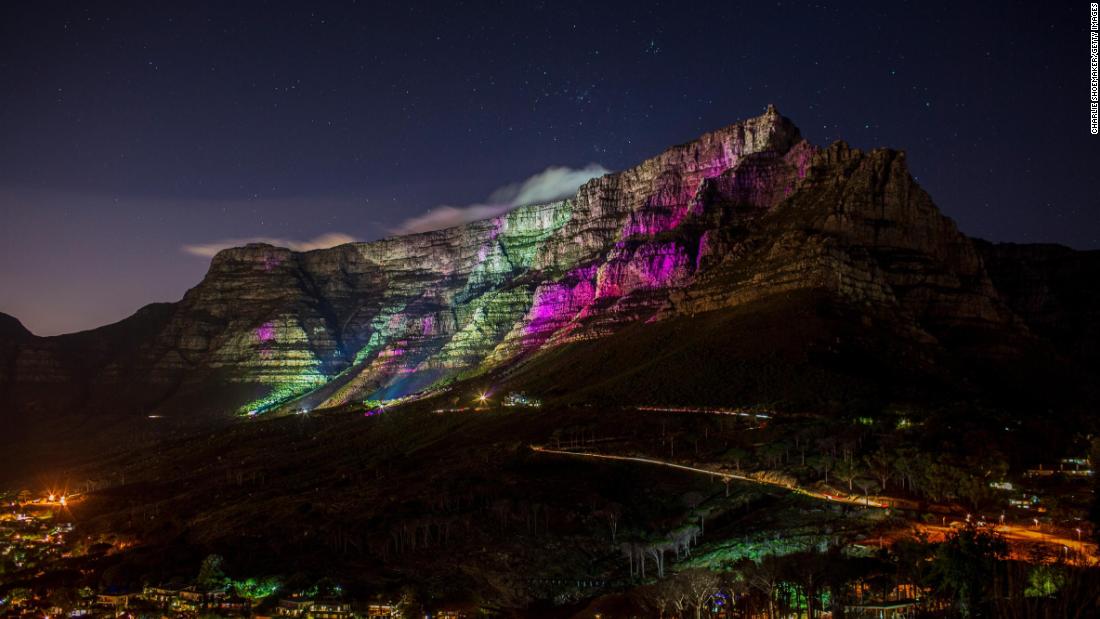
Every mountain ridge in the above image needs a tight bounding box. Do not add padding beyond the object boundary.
[1,106,1096,426]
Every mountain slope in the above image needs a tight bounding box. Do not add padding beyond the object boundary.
[0,106,1094,425]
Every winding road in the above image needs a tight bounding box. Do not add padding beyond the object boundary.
[531,445,1097,562]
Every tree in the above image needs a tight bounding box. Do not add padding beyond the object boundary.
[197,554,227,589]
[595,503,622,543]
[854,478,879,506]
[635,582,673,618]
[808,453,833,484]
[758,443,787,469]
[832,459,861,492]
[892,446,921,493]
[395,586,421,619]
[723,447,750,472]
[740,556,783,619]
[929,525,1007,617]
[864,447,893,491]
[675,568,721,619]
[780,550,834,619]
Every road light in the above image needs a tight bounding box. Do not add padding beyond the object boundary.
[1076,527,1082,542]
[477,392,488,405]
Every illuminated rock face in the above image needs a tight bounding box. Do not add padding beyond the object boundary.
[0,105,1052,417]
[132,105,812,414]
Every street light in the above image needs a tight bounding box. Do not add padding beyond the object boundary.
[1076,527,1082,542]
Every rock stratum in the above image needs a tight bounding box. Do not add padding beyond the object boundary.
[2,106,1097,423]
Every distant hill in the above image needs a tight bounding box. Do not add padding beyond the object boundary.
[0,313,32,342]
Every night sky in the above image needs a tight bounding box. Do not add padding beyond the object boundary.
[1,1,1097,335]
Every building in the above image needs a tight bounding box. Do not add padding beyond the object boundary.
[96,592,132,608]
[307,599,352,619]
[177,586,228,611]
[142,585,182,608]
[367,604,398,617]
[843,600,919,618]
[218,595,252,615]
[276,597,315,617]
[502,391,541,408]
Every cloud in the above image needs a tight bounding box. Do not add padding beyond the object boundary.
[393,163,609,234]
[487,163,610,206]
[393,205,517,236]
[181,232,358,258]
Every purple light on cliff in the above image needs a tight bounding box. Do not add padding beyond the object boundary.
[595,243,688,298]
[696,231,713,270]
[621,210,688,238]
[255,321,277,359]
[520,265,598,346]
[255,321,276,343]
[380,346,406,358]
[640,250,683,287]
[618,151,737,240]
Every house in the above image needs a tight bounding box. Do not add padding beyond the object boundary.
[502,392,541,408]
[307,599,352,619]
[96,592,132,608]
[142,585,182,608]
[218,595,252,614]
[367,603,398,617]
[276,597,315,617]
[177,586,228,611]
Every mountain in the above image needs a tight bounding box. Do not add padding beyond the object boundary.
[975,241,1100,367]
[1,106,1095,427]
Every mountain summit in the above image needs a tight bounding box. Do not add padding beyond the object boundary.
[1,106,1095,424]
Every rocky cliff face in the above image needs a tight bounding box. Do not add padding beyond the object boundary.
[1,106,1093,420]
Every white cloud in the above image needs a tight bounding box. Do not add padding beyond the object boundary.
[181,232,358,258]
[487,163,610,207]
[392,205,517,236]
[393,163,609,234]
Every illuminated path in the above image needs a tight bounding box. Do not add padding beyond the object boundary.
[529,445,883,507]
[533,446,1100,564]
[915,523,1098,564]
[633,405,771,419]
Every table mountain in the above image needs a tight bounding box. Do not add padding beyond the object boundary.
[2,105,1095,424]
